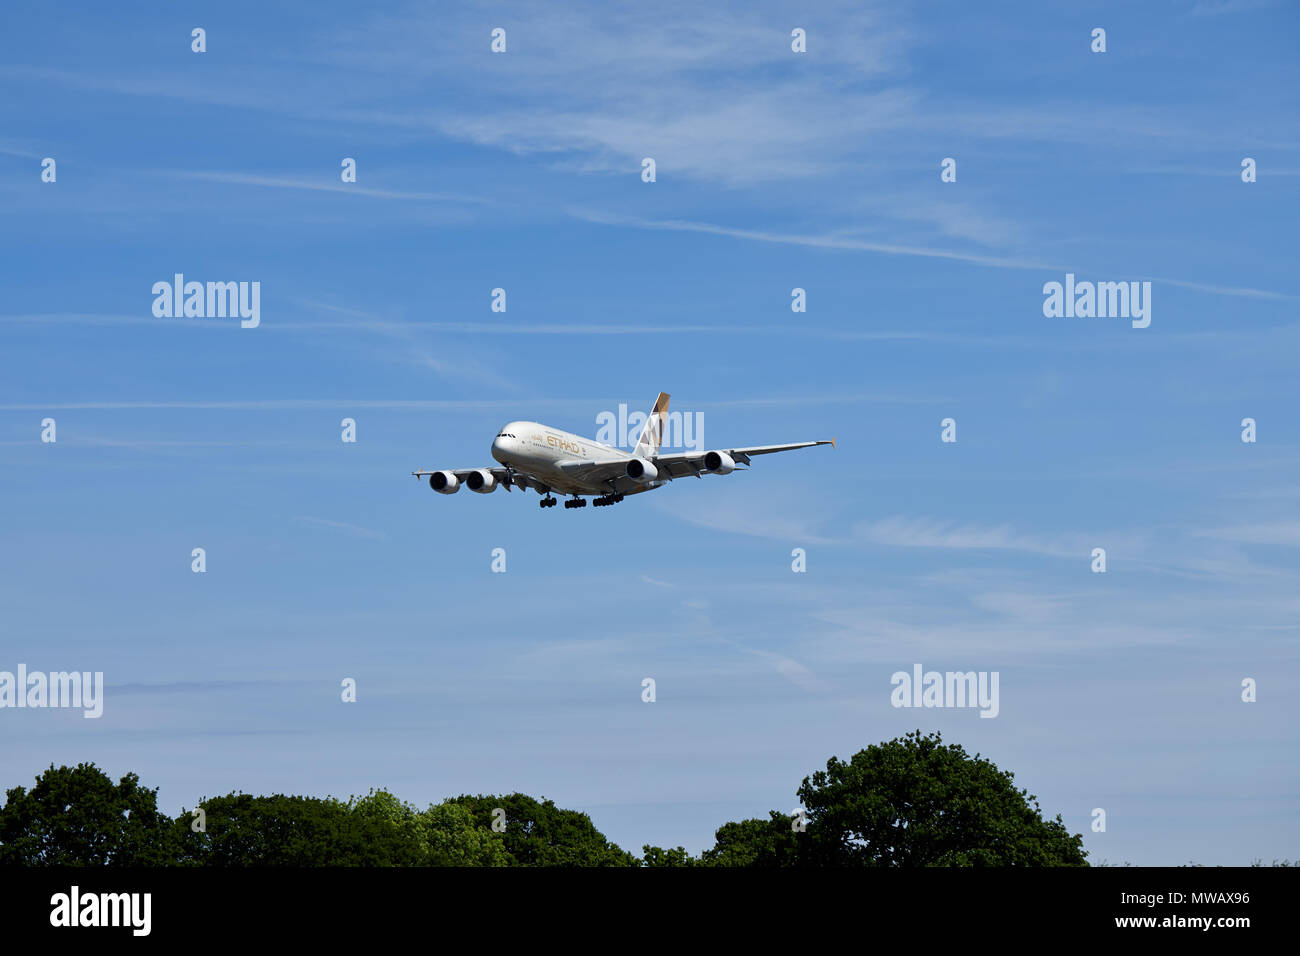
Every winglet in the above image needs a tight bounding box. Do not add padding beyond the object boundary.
[831,437,836,449]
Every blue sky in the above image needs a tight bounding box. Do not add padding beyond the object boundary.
[1,0,1297,864]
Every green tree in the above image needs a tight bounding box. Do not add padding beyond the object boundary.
[448,793,636,866]
[344,788,423,854]
[796,730,1087,866]
[700,812,802,867]
[175,792,416,866]
[422,802,509,865]
[640,844,699,867]
[176,789,509,866]
[343,790,510,866]
[0,762,179,865]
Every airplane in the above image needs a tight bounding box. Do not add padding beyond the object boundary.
[411,392,834,510]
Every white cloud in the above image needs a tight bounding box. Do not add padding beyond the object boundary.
[163,171,489,205]
[743,648,829,694]
[1190,0,1277,16]
[569,208,1051,271]
[570,210,1296,301]
[1197,522,1300,546]
[294,516,387,540]
[853,516,1084,558]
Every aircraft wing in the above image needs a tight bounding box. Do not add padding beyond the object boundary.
[411,466,545,492]
[557,439,834,485]
[650,440,834,479]
[713,440,835,460]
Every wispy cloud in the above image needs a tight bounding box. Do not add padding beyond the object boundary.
[162,170,490,205]
[1189,0,1278,16]
[661,494,844,546]
[570,208,1052,271]
[739,646,829,694]
[281,319,765,336]
[310,2,917,186]
[0,143,43,160]
[572,210,1297,301]
[76,437,277,450]
[1197,522,1300,546]
[108,679,317,695]
[668,502,1146,562]
[0,312,219,328]
[284,300,518,391]
[294,515,388,540]
[0,394,939,412]
[853,516,1089,559]
[0,399,539,411]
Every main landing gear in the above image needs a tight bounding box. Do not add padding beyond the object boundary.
[540,494,625,510]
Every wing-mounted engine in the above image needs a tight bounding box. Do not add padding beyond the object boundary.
[465,469,498,493]
[702,451,736,475]
[625,458,659,483]
[428,471,460,494]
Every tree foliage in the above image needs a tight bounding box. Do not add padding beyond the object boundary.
[173,789,511,866]
[175,792,408,866]
[794,730,1087,866]
[447,792,636,866]
[699,812,802,867]
[0,740,1091,867]
[0,762,178,866]
[640,844,699,867]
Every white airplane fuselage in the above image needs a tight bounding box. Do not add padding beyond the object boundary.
[490,420,660,496]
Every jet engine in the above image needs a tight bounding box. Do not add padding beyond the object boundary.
[703,451,735,475]
[465,469,498,493]
[626,458,659,483]
[429,471,460,494]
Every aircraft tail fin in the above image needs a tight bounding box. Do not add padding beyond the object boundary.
[633,392,670,459]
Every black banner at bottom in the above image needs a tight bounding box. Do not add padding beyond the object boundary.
[0,866,1284,942]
